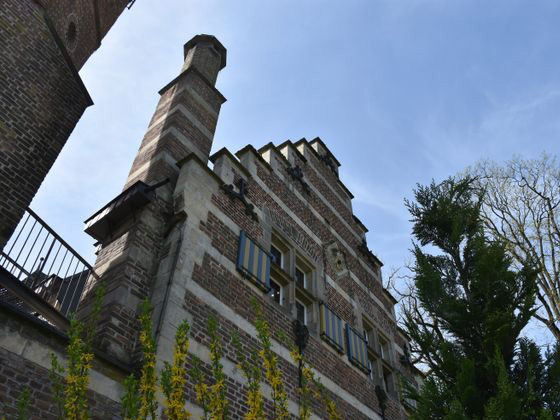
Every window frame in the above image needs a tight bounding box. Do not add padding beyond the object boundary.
[269,278,284,305]
[295,253,314,294]
[379,332,392,364]
[270,232,289,271]
[368,351,379,383]
[270,244,284,269]
[295,298,309,325]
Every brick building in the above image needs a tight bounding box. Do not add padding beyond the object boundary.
[0,0,130,249]
[0,30,420,419]
[1,1,130,418]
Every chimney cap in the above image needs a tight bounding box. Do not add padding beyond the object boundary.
[183,34,227,70]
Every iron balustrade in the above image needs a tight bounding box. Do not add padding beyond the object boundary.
[0,207,99,326]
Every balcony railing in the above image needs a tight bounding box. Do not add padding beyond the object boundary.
[0,208,99,329]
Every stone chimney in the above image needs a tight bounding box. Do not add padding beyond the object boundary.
[82,35,227,364]
[125,34,227,188]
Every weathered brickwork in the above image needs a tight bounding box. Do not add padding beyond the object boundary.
[249,158,390,311]
[84,36,228,366]
[184,290,375,420]
[83,196,171,362]
[199,211,239,263]
[0,0,89,248]
[0,348,122,420]
[192,134,410,417]
[0,308,127,419]
[324,284,355,325]
[41,0,129,70]
[0,0,127,249]
[189,259,385,418]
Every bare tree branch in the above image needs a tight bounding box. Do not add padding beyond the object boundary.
[467,154,560,342]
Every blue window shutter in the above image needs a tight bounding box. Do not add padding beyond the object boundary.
[320,304,344,353]
[237,231,270,291]
[346,325,370,373]
[237,230,246,271]
[346,324,353,359]
[264,253,271,288]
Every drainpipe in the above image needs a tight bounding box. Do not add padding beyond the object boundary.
[154,214,186,342]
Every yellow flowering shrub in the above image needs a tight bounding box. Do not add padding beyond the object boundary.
[208,316,229,420]
[121,373,140,420]
[190,316,229,420]
[138,300,158,420]
[161,320,191,420]
[232,333,265,420]
[290,348,343,420]
[253,300,289,420]
[64,318,94,420]
[191,356,211,420]
[48,284,105,420]
[290,349,312,420]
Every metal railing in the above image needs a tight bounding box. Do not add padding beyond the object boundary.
[0,208,99,325]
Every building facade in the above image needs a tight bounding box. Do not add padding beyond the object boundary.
[0,31,419,419]
[82,34,419,419]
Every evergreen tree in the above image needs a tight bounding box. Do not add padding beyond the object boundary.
[402,177,558,419]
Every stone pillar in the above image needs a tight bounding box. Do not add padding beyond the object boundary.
[82,35,227,364]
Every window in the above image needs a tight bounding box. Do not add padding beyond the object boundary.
[379,334,392,363]
[296,299,308,325]
[383,366,395,395]
[319,304,344,353]
[368,353,379,382]
[270,245,283,268]
[237,231,271,291]
[269,231,317,326]
[270,232,289,271]
[363,318,377,352]
[295,267,306,289]
[269,231,291,306]
[295,254,313,292]
[270,279,283,305]
[346,324,370,373]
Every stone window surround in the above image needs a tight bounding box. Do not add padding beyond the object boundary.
[265,228,322,336]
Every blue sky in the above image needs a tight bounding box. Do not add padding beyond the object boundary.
[32,0,559,344]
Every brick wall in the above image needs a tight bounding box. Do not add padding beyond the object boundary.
[0,306,126,419]
[172,136,411,418]
[41,0,129,70]
[0,0,128,250]
[0,0,91,249]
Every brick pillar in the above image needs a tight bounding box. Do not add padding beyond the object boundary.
[82,35,227,364]
[125,34,227,188]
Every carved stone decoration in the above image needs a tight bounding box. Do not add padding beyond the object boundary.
[325,241,348,275]
[263,207,321,262]
[286,164,310,194]
[220,178,258,221]
[319,153,337,174]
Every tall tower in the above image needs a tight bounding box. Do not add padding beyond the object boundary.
[82,35,227,363]
[125,34,227,188]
